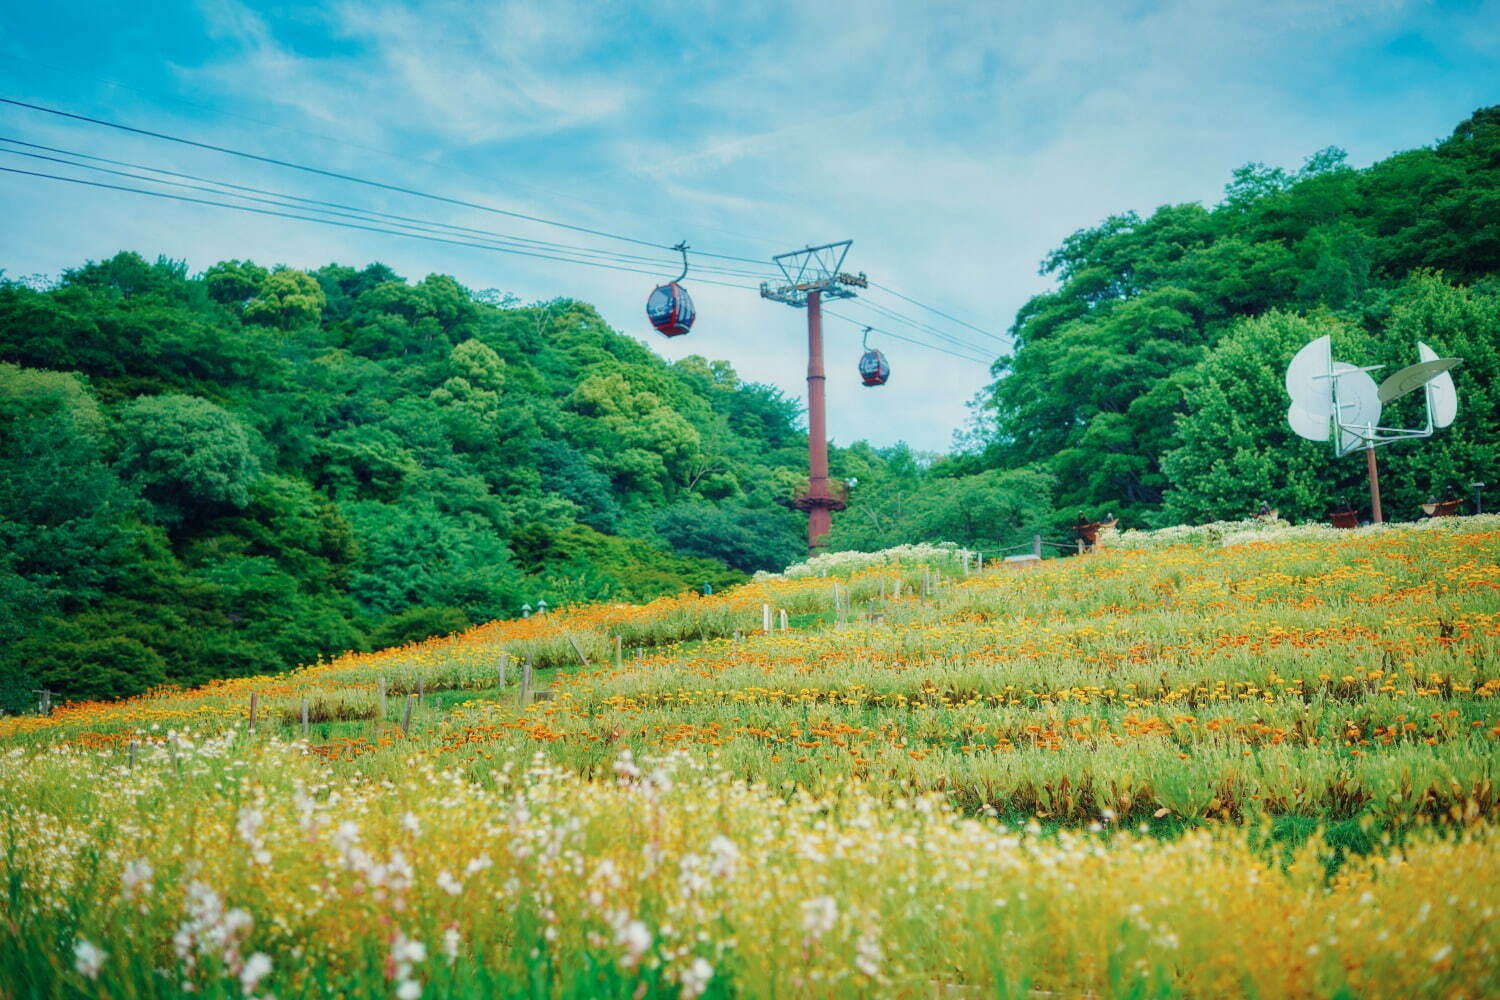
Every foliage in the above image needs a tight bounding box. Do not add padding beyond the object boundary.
[0,253,804,701]
[973,106,1500,526]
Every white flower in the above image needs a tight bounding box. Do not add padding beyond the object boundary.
[680,957,714,998]
[856,931,883,977]
[394,936,427,964]
[401,812,421,835]
[800,895,837,940]
[396,980,422,1000]
[707,835,740,879]
[436,871,462,896]
[240,952,272,995]
[616,919,652,968]
[237,807,263,843]
[613,750,641,782]
[73,938,107,979]
[121,859,154,899]
[1431,944,1453,963]
[443,926,461,966]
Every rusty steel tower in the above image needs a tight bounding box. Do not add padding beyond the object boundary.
[760,240,867,551]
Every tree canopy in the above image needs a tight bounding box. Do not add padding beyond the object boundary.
[970,106,1500,527]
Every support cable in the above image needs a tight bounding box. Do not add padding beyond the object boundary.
[0,165,765,290]
[0,139,775,279]
[0,96,781,269]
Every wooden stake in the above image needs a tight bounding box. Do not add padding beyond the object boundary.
[567,634,590,667]
[614,635,623,668]
[301,696,310,740]
[499,651,510,687]
[762,603,772,633]
[401,694,415,736]
[248,691,258,732]
[417,678,425,703]
[520,656,534,707]
[379,677,387,719]
[128,739,138,770]
[779,609,789,630]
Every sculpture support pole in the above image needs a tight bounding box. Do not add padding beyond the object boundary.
[1366,444,1383,525]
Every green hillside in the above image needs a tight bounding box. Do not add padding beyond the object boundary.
[965,105,1500,527]
[3,523,1496,996]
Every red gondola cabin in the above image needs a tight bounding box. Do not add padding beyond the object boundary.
[647,282,695,337]
[858,348,889,386]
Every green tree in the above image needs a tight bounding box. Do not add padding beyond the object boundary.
[115,394,261,520]
[244,268,327,329]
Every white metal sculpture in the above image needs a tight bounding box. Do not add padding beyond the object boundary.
[1285,335,1462,522]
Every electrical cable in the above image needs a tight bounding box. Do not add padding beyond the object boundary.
[0,49,792,254]
[0,96,782,269]
[840,298,995,357]
[869,279,1011,344]
[0,138,778,280]
[824,309,992,366]
[0,165,765,290]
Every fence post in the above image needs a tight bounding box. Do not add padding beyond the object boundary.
[519,655,534,707]
[567,634,590,667]
[248,691,258,733]
[401,694,415,736]
[417,678,425,704]
[499,651,509,688]
[128,739,138,770]
[614,635,623,668]
[301,696,310,740]
[379,677,387,720]
[762,603,772,633]
[1033,534,1042,559]
[779,609,789,630]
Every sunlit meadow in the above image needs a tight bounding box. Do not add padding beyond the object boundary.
[3,520,1499,997]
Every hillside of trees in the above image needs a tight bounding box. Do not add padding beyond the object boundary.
[962,106,1500,528]
[4,106,1496,706]
[0,255,1057,706]
[0,260,811,704]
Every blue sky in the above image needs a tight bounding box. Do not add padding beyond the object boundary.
[1,0,1496,451]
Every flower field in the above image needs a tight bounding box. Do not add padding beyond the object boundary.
[3,519,1499,997]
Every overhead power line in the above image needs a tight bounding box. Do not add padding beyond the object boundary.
[824,309,992,366]
[0,97,780,269]
[869,279,1012,345]
[0,138,775,280]
[0,49,792,254]
[0,165,766,290]
[841,297,996,357]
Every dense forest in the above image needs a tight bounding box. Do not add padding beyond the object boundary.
[3,106,1496,706]
[961,105,1500,526]
[0,257,1051,705]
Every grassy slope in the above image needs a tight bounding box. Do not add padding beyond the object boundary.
[2,521,1498,997]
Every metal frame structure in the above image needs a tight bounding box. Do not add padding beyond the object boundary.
[1286,335,1461,524]
[761,241,868,551]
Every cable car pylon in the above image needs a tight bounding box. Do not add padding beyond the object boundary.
[760,240,868,552]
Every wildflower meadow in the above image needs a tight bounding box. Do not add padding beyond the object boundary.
[3,519,1499,997]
